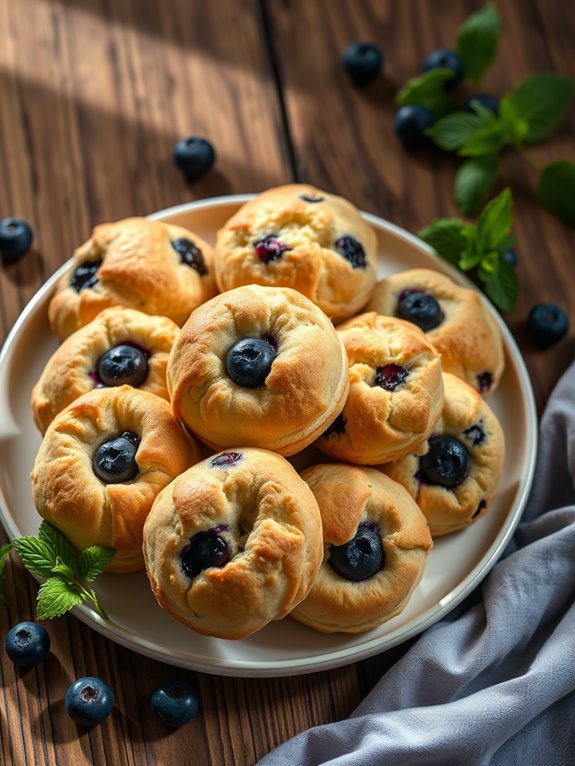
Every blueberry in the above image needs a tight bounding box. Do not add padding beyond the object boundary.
[97,344,149,387]
[527,303,569,348]
[374,363,409,391]
[419,435,470,488]
[226,337,277,388]
[150,679,199,728]
[70,260,101,292]
[210,451,243,467]
[93,431,140,483]
[502,248,517,267]
[180,530,231,579]
[299,194,324,203]
[394,105,434,150]
[254,235,290,264]
[5,621,50,668]
[464,93,500,115]
[334,235,367,269]
[423,49,464,90]
[0,218,34,261]
[476,371,493,394]
[65,676,114,727]
[173,136,215,181]
[397,289,443,331]
[171,238,208,274]
[329,525,384,581]
[342,42,383,86]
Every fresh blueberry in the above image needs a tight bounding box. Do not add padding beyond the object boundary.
[150,679,199,728]
[464,93,500,114]
[226,337,277,388]
[423,49,464,90]
[210,451,243,467]
[476,371,493,394]
[374,364,409,391]
[342,42,383,86]
[93,431,140,483]
[0,218,34,261]
[173,136,215,181]
[394,105,434,150]
[5,621,50,668]
[70,260,101,292]
[502,248,517,267]
[419,435,471,488]
[329,525,384,581]
[180,530,231,579]
[171,238,207,274]
[97,344,149,387]
[527,303,569,347]
[65,676,114,727]
[397,289,443,331]
[254,235,290,264]
[334,235,367,269]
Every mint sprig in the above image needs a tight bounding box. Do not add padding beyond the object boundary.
[419,188,518,312]
[11,521,114,620]
[0,543,12,605]
[456,4,500,84]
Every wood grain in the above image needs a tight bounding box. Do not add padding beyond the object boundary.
[1,1,574,764]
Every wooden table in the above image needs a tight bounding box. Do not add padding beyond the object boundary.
[0,1,573,764]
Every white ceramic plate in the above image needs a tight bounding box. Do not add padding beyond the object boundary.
[0,195,537,678]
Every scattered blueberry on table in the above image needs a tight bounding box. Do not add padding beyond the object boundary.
[527,303,569,348]
[423,48,464,90]
[65,676,115,727]
[173,136,216,181]
[0,218,34,262]
[342,42,383,86]
[150,679,200,728]
[394,105,434,150]
[5,621,51,668]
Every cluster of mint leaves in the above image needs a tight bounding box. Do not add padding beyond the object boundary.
[4,521,114,620]
[396,4,574,222]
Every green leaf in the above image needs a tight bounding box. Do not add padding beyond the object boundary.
[458,249,484,271]
[418,219,473,265]
[36,577,85,620]
[459,112,505,157]
[12,536,57,579]
[454,154,500,215]
[38,521,78,568]
[396,69,454,118]
[426,111,487,152]
[537,161,575,225]
[476,187,513,250]
[456,4,501,84]
[506,74,573,144]
[479,257,519,311]
[78,546,116,582]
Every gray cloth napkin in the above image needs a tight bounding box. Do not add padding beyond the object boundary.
[258,362,575,766]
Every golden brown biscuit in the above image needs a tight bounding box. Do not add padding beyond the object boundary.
[31,307,179,435]
[31,386,201,572]
[365,268,505,395]
[380,372,505,536]
[167,284,350,456]
[214,184,378,322]
[48,217,217,339]
[142,448,323,640]
[290,464,433,634]
[315,313,444,464]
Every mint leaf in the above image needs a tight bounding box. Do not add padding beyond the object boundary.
[396,69,454,117]
[12,536,57,578]
[506,74,572,144]
[476,187,512,250]
[454,154,499,215]
[479,257,519,311]
[418,219,472,266]
[426,111,487,152]
[459,111,505,156]
[36,577,85,620]
[458,248,484,271]
[38,521,78,569]
[537,161,575,225]
[456,4,501,84]
[78,546,116,582]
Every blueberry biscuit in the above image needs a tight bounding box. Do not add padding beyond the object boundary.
[143,448,324,640]
[366,268,505,395]
[315,313,444,464]
[48,217,217,340]
[167,284,350,456]
[31,307,179,435]
[31,386,201,572]
[290,464,433,634]
[380,372,505,536]
[213,184,378,322]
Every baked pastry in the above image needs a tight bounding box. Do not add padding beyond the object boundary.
[380,372,505,536]
[315,313,444,465]
[31,306,179,435]
[213,184,378,322]
[48,217,217,340]
[167,284,350,456]
[142,448,323,640]
[290,464,433,634]
[365,268,505,395]
[31,385,200,572]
